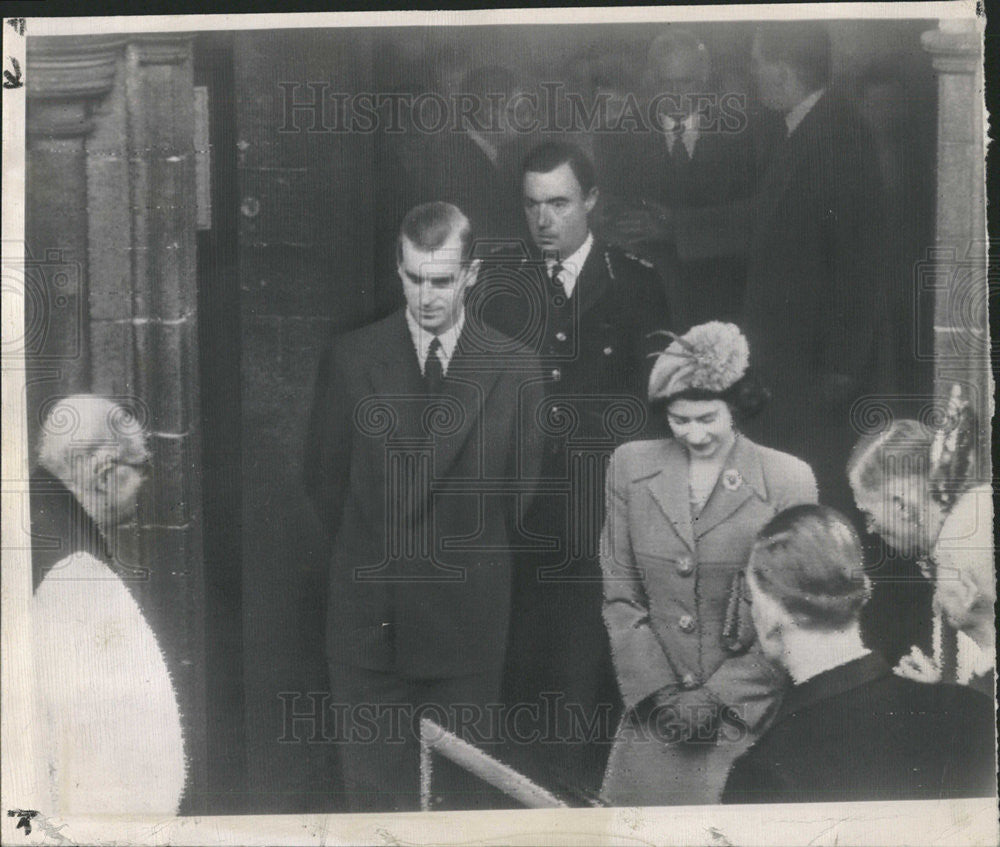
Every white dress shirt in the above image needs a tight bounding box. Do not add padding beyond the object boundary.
[784,88,826,136]
[466,127,499,166]
[660,112,700,158]
[406,309,464,376]
[546,231,594,300]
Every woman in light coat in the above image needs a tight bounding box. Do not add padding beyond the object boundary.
[600,322,818,806]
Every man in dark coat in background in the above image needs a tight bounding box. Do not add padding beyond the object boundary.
[666,22,887,518]
[305,202,545,811]
[478,141,672,798]
[597,28,781,329]
[723,505,996,805]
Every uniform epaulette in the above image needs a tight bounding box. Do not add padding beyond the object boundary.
[622,251,655,269]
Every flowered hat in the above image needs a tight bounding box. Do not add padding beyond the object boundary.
[648,322,750,402]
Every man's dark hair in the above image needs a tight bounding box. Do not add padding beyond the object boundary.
[755,22,832,92]
[521,140,597,196]
[396,202,473,264]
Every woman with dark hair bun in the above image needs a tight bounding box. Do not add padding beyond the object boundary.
[600,322,818,806]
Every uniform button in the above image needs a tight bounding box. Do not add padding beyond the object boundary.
[555,331,567,342]
[676,556,694,576]
[550,368,561,381]
[603,346,613,356]
[678,614,696,633]
[681,673,699,690]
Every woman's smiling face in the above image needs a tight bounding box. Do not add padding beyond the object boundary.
[666,398,735,460]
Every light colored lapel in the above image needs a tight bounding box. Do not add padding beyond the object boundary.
[693,435,768,539]
[646,440,696,553]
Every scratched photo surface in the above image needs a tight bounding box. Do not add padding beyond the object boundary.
[1,4,995,845]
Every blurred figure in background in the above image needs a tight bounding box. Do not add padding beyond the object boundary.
[642,22,889,522]
[597,29,779,329]
[858,59,936,397]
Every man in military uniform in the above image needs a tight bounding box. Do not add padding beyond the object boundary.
[475,140,672,797]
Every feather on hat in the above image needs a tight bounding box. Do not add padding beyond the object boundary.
[648,321,750,402]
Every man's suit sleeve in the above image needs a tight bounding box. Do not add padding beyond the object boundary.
[303,341,352,538]
[817,120,885,392]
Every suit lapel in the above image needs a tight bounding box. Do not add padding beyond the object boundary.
[759,92,831,211]
[423,322,499,480]
[693,436,767,539]
[646,441,696,553]
[371,310,425,400]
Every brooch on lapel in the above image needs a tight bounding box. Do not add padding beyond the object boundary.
[722,469,743,491]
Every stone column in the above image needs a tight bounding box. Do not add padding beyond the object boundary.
[122,33,207,810]
[24,35,125,445]
[920,21,990,479]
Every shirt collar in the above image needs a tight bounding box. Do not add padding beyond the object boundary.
[405,308,464,372]
[546,231,594,299]
[784,87,826,136]
[466,127,499,166]
[660,112,700,151]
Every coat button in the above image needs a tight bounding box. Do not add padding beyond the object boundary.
[681,673,699,690]
[676,556,694,576]
[555,331,567,342]
[603,346,613,356]
[678,614,696,633]
[550,368,561,381]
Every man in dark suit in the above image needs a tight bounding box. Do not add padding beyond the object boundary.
[663,23,887,520]
[597,29,780,329]
[479,141,672,797]
[304,202,545,811]
[722,505,996,805]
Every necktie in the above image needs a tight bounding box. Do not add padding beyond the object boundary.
[671,121,690,165]
[424,336,444,392]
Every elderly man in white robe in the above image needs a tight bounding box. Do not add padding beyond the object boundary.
[30,394,186,815]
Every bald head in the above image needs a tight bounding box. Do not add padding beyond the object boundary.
[38,395,150,529]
